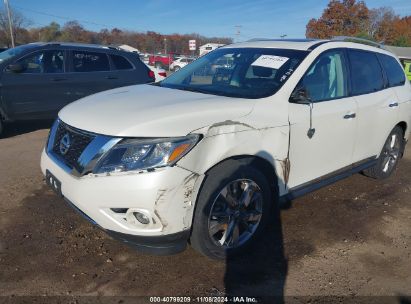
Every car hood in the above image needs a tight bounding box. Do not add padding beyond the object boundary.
[59,84,255,137]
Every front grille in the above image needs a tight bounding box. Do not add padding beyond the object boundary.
[51,121,95,171]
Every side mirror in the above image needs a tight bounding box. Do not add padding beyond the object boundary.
[7,63,25,73]
[289,87,311,104]
[290,86,316,139]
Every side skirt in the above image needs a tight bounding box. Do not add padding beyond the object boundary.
[281,156,378,202]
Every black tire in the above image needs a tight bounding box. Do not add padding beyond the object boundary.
[190,159,275,259]
[363,126,404,179]
[174,66,181,71]
[0,119,3,138]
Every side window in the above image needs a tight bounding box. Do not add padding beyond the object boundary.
[300,50,348,102]
[73,51,110,72]
[17,50,64,74]
[378,54,406,87]
[111,54,133,70]
[348,50,384,95]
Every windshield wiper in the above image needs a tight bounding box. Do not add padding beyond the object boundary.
[161,84,241,98]
[172,86,211,95]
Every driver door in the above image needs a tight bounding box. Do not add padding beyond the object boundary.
[287,49,358,190]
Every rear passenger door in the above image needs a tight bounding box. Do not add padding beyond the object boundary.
[378,54,411,145]
[65,50,114,102]
[348,50,400,163]
[378,53,409,106]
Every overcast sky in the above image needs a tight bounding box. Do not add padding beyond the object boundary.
[7,0,411,39]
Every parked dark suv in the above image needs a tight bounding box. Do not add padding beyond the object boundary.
[0,42,155,136]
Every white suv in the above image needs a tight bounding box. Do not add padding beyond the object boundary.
[41,39,411,259]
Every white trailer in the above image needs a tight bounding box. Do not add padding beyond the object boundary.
[199,43,225,56]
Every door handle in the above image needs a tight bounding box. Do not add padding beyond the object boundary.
[389,102,399,108]
[105,76,118,80]
[52,77,67,82]
[343,113,356,119]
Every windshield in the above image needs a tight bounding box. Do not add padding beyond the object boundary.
[160,47,308,99]
[0,44,39,63]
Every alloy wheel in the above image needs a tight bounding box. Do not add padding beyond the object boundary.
[208,179,263,249]
[382,133,401,173]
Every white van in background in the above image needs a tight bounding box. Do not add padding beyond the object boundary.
[199,43,225,56]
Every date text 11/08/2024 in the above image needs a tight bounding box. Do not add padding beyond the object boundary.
[149,296,258,303]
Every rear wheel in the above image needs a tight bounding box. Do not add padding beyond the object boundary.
[155,62,163,69]
[190,159,274,259]
[363,126,404,179]
[174,66,181,71]
[0,119,3,138]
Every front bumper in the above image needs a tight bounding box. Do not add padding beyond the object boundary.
[41,148,200,254]
[106,229,191,255]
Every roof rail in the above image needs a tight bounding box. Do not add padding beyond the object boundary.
[247,38,319,43]
[39,42,124,50]
[332,36,385,49]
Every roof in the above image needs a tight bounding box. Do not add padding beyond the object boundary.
[222,38,397,56]
[28,41,122,51]
[385,46,411,60]
[223,39,327,51]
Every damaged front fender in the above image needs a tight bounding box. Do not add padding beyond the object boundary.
[179,121,290,196]
[149,169,204,234]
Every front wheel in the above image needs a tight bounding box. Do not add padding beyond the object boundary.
[363,126,404,179]
[190,160,274,259]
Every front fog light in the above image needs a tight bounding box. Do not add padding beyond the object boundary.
[133,212,150,225]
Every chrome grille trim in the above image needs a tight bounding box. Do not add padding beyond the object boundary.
[51,121,95,171]
[46,119,121,177]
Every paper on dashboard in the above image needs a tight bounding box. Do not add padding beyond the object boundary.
[251,55,289,69]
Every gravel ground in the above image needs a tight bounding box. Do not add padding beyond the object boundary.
[0,122,410,304]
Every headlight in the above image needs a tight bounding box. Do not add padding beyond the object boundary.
[94,134,200,174]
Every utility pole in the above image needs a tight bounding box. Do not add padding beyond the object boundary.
[235,25,242,43]
[4,0,14,48]
[164,37,167,54]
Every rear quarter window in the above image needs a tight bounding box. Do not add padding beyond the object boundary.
[377,53,406,87]
[348,50,384,95]
[111,54,133,70]
[73,51,110,72]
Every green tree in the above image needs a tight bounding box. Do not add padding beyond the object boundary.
[393,35,410,47]
[306,0,369,39]
[59,21,91,43]
[39,22,61,41]
[306,0,411,46]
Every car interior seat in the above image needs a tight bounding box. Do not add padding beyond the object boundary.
[303,56,331,101]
